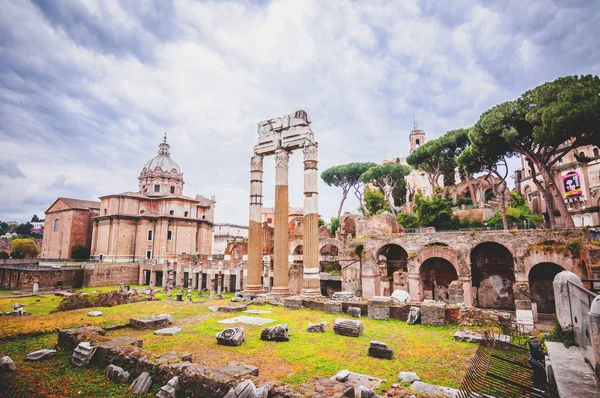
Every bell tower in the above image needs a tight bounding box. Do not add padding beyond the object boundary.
[409,129,425,154]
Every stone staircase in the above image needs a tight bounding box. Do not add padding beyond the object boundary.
[71,342,97,367]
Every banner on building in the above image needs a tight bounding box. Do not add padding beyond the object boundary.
[562,171,582,197]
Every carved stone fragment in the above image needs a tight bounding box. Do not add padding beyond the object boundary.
[333,318,363,337]
[216,327,245,346]
[260,324,289,342]
[368,340,393,360]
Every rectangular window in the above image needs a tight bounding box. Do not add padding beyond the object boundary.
[169,210,174,215]
[167,230,172,241]
[170,186,175,194]
[147,230,153,241]
[184,211,189,217]
[154,185,160,192]
[527,193,533,203]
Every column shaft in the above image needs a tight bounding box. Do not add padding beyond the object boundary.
[301,144,321,296]
[271,149,291,296]
[244,155,264,295]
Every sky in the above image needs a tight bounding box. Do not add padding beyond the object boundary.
[1,0,599,224]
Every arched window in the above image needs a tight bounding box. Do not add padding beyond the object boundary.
[594,148,599,157]
[54,218,59,232]
[415,139,420,147]
[580,151,585,158]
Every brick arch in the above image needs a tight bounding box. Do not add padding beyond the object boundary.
[318,238,344,253]
[416,247,461,276]
[523,251,579,280]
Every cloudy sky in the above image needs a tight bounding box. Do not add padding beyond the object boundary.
[1,0,599,224]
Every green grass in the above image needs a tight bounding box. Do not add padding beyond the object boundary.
[0,290,477,396]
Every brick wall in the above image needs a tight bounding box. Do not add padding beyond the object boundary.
[0,268,83,289]
[83,263,140,287]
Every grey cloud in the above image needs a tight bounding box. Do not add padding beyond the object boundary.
[0,160,25,179]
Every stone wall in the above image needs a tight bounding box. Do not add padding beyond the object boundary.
[0,267,83,289]
[83,263,140,287]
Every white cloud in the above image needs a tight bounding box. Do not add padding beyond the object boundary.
[0,0,598,223]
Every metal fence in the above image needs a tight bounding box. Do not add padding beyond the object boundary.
[458,331,554,398]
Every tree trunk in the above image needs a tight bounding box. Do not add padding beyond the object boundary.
[527,160,555,229]
[353,184,366,215]
[499,184,508,231]
[337,190,349,220]
[536,161,575,228]
[465,173,478,207]
[383,185,398,216]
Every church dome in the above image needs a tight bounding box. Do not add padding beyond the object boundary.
[138,134,184,195]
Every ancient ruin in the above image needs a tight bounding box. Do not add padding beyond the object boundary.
[245,110,320,298]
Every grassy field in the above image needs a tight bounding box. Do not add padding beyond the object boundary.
[0,287,477,396]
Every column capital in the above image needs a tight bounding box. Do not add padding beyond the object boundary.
[274,149,290,168]
[250,154,263,171]
[303,143,318,162]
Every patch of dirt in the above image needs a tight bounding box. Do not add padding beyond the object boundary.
[51,291,145,313]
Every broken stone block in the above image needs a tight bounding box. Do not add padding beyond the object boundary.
[448,281,464,305]
[398,371,420,383]
[72,341,97,367]
[391,289,410,303]
[156,376,178,398]
[260,324,289,342]
[333,318,363,337]
[283,296,303,310]
[368,296,391,320]
[216,304,247,313]
[26,349,56,361]
[154,327,182,336]
[356,385,380,398]
[130,314,173,330]
[332,291,355,301]
[421,301,446,326]
[307,321,327,333]
[234,379,269,398]
[87,311,102,317]
[368,341,393,360]
[106,364,130,383]
[0,356,16,373]
[324,300,343,314]
[334,369,350,382]
[129,371,152,394]
[216,327,245,346]
[410,381,460,397]
[407,306,421,324]
[347,307,361,318]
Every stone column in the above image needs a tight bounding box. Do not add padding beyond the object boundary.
[244,154,265,295]
[235,266,241,293]
[271,149,291,297]
[301,143,321,297]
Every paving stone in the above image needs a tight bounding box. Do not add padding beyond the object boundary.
[368,340,393,360]
[218,316,275,326]
[307,321,327,333]
[297,376,354,397]
[130,314,173,330]
[332,291,355,301]
[26,349,56,361]
[0,356,16,372]
[260,324,289,342]
[154,327,182,336]
[87,311,103,317]
[333,317,363,337]
[398,371,420,383]
[156,376,178,398]
[245,309,271,315]
[106,364,130,383]
[216,327,245,346]
[129,371,152,394]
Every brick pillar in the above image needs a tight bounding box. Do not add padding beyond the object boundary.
[301,143,321,297]
[244,154,265,295]
[271,149,291,297]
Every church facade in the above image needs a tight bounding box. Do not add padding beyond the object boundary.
[90,135,215,262]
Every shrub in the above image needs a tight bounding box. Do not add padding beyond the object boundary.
[397,212,420,228]
[329,217,340,237]
[0,251,8,260]
[11,239,40,258]
[70,244,91,260]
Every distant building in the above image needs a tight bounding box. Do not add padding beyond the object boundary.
[6,221,18,227]
[91,135,215,262]
[514,144,600,227]
[31,221,44,229]
[212,223,248,255]
[41,198,101,259]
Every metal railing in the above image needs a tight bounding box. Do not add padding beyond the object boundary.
[458,331,553,398]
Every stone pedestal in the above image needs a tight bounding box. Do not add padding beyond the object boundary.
[301,143,321,297]
[448,280,464,305]
[368,296,392,320]
[421,301,445,326]
[244,154,265,295]
[283,296,303,310]
[271,149,291,297]
[553,271,583,330]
